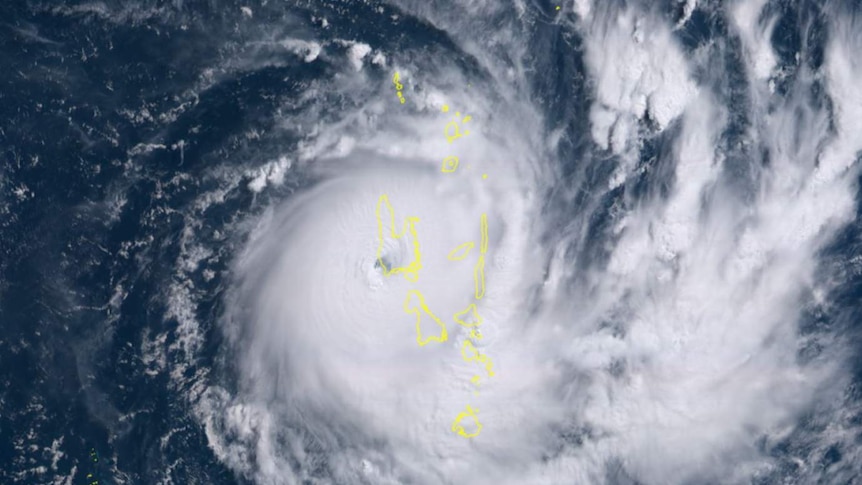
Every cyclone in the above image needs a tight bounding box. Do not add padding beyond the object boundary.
[198,2,862,483]
[212,75,557,483]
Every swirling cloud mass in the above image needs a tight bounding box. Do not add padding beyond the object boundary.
[184,1,862,484]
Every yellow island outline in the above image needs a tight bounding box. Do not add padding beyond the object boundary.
[404,290,448,346]
[372,169,493,438]
[375,194,422,282]
[451,405,482,438]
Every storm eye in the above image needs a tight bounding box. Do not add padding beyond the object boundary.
[375,236,409,273]
[375,251,403,272]
[374,257,391,271]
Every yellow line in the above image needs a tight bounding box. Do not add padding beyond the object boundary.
[473,213,487,299]
[376,194,421,282]
[461,339,495,377]
[404,290,448,346]
[447,241,474,260]
[453,303,482,328]
[451,405,482,438]
[473,255,485,300]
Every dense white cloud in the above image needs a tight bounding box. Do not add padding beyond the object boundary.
[185,1,862,483]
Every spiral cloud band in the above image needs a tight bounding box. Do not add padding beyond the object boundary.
[189,1,862,484]
[216,97,553,480]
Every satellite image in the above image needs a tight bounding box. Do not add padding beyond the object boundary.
[2,0,862,483]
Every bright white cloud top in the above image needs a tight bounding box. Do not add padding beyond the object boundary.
[179,1,862,484]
